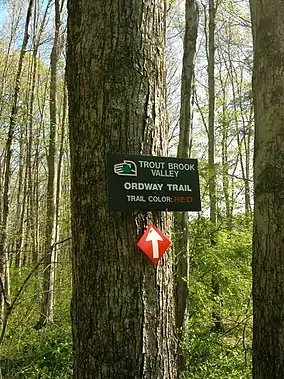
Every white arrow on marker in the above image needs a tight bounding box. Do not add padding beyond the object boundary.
[146,227,163,258]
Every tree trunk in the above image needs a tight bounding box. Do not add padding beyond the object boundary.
[0,0,34,317]
[217,64,231,226]
[220,92,231,224]
[67,0,177,378]
[35,0,61,329]
[208,0,217,226]
[53,80,67,306]
[251,0,284,377]
[174,0,198,374]
[207,0,222,331]
[26,2,51,268]
[14,124,25,267]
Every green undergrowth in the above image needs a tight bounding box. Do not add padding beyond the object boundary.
[183,216,252,378]
[0,256,72,379]
[1,325,72,378]
[1,217,252,378]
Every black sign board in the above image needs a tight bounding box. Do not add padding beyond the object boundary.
[107,153,201,212]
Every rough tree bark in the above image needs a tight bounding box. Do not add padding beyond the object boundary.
[67,0,177,378]
[250,0,284,377]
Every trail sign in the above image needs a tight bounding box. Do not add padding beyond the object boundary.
[107,153,201,212]
[137,224,171,264]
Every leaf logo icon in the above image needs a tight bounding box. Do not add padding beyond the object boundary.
[114,160,137,176]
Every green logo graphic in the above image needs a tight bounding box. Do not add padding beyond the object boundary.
[114,160,137,176]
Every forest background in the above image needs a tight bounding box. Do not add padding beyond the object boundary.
[0,0,253,378]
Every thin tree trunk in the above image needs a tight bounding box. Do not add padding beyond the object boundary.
[217,64,231,226]
[0,2,22,120]
[229,63,248,218]
[14,125,25,267]
[35,0,61,329]
[237,70,253,219]
[55,81,67,245]
[221,95,231,224]
[224,37,252,219]
[0,0,34,318]
[53,80,67,308]
[207,0,222,331]
[34,67,50,265]
[208,0,217,226]
[174,0,198,374]
[245,106,253,217]
[15,137,28,268]
[26,1,51,269]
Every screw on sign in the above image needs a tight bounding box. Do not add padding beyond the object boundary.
[137,224,171,264]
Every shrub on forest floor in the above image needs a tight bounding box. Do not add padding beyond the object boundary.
[1,325,72,379]
[183,217,252,378]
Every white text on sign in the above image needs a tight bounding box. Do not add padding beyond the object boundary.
[126,195,193,203]
[124,182,192,192]
[138,160,195,178]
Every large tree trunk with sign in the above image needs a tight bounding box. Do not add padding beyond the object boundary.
[251,0,284,378]
[67,0,177,378]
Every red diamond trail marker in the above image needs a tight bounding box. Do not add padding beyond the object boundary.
[137,224,171,265]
